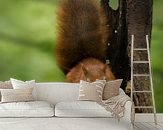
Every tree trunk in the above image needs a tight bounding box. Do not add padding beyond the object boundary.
[101,0,153,113]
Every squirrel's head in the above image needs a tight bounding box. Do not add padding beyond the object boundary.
[81,63,115,82]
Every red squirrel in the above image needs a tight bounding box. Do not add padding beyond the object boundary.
[55,0,115,83]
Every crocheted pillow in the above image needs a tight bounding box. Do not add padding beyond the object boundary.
[0,81,13,101]
[1,87,34,103]
[78,80,106,102]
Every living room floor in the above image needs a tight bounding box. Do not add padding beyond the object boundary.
[134,114,163,130]
[135,122,163,130]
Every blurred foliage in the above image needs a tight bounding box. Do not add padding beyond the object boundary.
[0,0,65,82]
[151,0,163,113]
[0,0,162,112]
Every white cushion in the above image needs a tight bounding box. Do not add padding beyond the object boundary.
[10,78,37,100]
[55,101,112,117]
[0,101,54,117]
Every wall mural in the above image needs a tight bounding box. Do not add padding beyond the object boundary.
[0,0,162,113]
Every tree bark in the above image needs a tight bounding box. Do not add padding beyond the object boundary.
[126,0,153,113]
[101,0,153,113]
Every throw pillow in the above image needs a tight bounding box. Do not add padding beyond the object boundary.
[1,87,34,103]
[10,78,37,100]
[103,79,123,100]
[0,80,13,101]
[78,80,106,102]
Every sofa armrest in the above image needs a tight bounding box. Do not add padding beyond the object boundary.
[117,101,133,129]
[119,89,133,122]
[123,101,133,122]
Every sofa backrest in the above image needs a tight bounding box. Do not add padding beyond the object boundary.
[36,82,79,105]
[36,82,125,105]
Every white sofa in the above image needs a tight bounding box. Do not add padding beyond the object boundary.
[0,82,132,130]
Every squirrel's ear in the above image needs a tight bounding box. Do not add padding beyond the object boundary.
[103,64,108,72]
[104,64,116,80]
[81,64,88,75]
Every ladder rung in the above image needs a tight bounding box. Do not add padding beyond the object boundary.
[132,91,152,93]
[133,61,149,63]
[134,48,147,51]
[134,106,154,109]
[133,74,150,76]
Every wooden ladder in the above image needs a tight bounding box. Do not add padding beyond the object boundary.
[131,35,157,125]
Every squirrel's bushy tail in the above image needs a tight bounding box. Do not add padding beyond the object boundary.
[56,0,108,73]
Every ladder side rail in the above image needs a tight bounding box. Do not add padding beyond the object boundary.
[131,35,134,103]
[146,35,157,125]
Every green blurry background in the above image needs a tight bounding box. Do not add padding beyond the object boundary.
[0,0,162,112]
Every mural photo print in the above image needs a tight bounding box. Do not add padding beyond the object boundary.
[0,0,162,112]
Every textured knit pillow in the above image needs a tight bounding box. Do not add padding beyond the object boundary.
[0,81,13,101]
[103,79,123,100]
[0,81,12,89]
[78,80,106,102]
[10,78,37,100]
[1,87,34,103]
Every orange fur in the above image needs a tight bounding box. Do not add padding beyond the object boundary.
[66,58,115,83]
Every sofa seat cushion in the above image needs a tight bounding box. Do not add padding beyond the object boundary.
[55,101,112,117]
[0,101,54,117]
